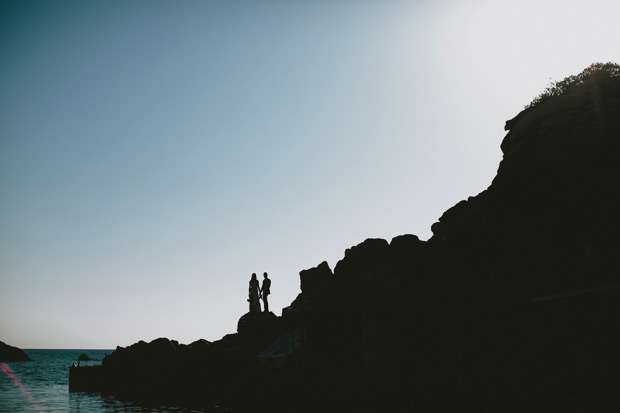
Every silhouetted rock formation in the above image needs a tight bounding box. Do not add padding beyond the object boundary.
[0,341,31,362]
[70,65,620,412]
[237,311,281,338]
[429,67,620,300]
[299,260,334,298]
[275,66,620,412]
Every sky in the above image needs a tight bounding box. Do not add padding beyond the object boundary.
[1,0,618,349]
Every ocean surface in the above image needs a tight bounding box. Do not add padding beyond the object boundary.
[0,349,216,412]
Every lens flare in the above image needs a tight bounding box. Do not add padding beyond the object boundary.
[1,362,43,413]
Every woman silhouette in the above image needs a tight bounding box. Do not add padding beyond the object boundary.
[248,273,261,313]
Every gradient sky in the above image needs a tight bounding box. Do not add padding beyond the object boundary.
[1,0,618,349]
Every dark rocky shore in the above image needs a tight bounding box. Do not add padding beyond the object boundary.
[0,341,31,362]
[71,65,620,412]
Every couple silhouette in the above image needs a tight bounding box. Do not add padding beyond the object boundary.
[248,272,271,313]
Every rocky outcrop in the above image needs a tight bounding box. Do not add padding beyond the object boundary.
[85,315,290,406]
[288,235,429,312]
[299,261,334,297]
[236,311,284,343]
[102,337,210,368]
[72,65,620,412]
[276,66,620,411]
[428,68,620,300]
[333,235,428,298]
[0,341,31,362]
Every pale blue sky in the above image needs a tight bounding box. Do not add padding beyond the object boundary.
[1,0,618,348]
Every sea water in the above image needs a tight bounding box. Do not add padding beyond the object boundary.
[0,349,214,412]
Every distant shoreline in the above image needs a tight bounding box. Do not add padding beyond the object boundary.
[22,348,115,351]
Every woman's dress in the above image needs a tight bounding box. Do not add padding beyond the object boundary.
[249,279,261,312]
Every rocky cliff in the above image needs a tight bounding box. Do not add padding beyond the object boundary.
[292,64,620,314]
[76,64,620,412]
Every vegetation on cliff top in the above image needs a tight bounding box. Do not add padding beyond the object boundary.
[525,62,620,109]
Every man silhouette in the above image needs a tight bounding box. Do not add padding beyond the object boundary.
[260,272,271,313]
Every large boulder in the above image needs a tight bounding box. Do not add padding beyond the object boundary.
[236,311,282,341]
[299,261,334,298]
